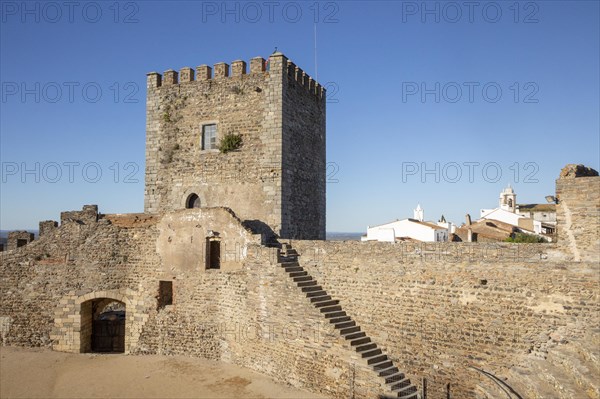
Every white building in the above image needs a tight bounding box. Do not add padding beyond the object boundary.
[362,205,449,243]
[479,185,543,234]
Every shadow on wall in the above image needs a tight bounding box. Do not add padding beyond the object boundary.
[242,220,278,245]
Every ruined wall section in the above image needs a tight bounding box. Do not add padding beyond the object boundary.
[0,209,162,350]
[289,240,599,398]
[281,57,326,239]
[555,175,600,262]
[144,56,284,236]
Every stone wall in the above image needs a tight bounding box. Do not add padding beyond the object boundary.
[555,175,600,262]
[288,239,599,398]
[144,53,326,240]
[0,208,387,398]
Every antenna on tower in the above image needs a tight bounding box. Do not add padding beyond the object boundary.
[314,23,318,82]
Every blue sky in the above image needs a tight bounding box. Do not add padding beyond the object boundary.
[1,0,599,231]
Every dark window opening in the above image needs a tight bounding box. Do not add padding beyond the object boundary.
[186,193,201,209]
[158,281,173,309]
[16,239,28,248]
[206,239,221,269]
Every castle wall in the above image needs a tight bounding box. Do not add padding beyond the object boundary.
[555,176,600,262]
[0,208,386,398]
[289,239,599,398]
[1,205,598,398]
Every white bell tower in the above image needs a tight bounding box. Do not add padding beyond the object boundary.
[499,185,517,213]
[413,204,424,221]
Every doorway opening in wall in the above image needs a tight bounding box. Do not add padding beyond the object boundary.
[186,193,201,209]
[81,298,125,353]
[16,239,27,248]
[206,238,221,269]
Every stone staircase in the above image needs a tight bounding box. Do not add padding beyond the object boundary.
[278,243,419,398]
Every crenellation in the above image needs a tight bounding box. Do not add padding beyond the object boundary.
[308,77,315,93]
[230,60,246,76]
[250,57,266,73]
[147,72,162,88]
[196,64,212,80]
[179,67,194,83]
[163,69,178,85]
[39,220,58,237]
[213,62,229,78]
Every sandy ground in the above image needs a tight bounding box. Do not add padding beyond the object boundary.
[0,346,326,399]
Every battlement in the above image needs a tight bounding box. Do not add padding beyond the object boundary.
[146,53,325,100]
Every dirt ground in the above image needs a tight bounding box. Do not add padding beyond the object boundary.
[0,346,326,399]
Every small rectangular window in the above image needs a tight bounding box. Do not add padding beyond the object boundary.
[16,239,28,248]
[202,124,217,150]
[157,281,173,309]
[206,239,221,269]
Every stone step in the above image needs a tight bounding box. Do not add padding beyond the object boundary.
[306,290,326,298]
[384,372,406,384]
[314,300,339,308]
[320,305,342,313]
[350,337,371,346]
[310,295,332,303]
[394,384,417,397]
[293,276,313,282]
[285,266,303,273]
[366,354,388,365]
[361,348,382,358]
[297,280,318,287]
[340,326,361,335]
[333,320,355,329]
[355,342,377,352]
[378,366,399,377]
[397,390,418,399]
[302,285,323,292]
[390,378,412,391]
[329,315,351,324]
[280,259,299,265]
[324,311,346,319]
[372,360,393,371]
[344,331,366,340]
[289,271,307,278]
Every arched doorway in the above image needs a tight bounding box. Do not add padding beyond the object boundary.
[186,193,201,209]
[81,298,125,353]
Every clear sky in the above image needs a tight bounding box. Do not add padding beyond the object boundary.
[1,0,599,231]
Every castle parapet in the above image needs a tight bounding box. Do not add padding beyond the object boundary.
[146,53,324,99]
[231,60,247,76]
[7,231,34,251]
[39,220,58,237]
[60,205,99,225]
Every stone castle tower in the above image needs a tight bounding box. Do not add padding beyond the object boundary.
[144,53,326,239]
